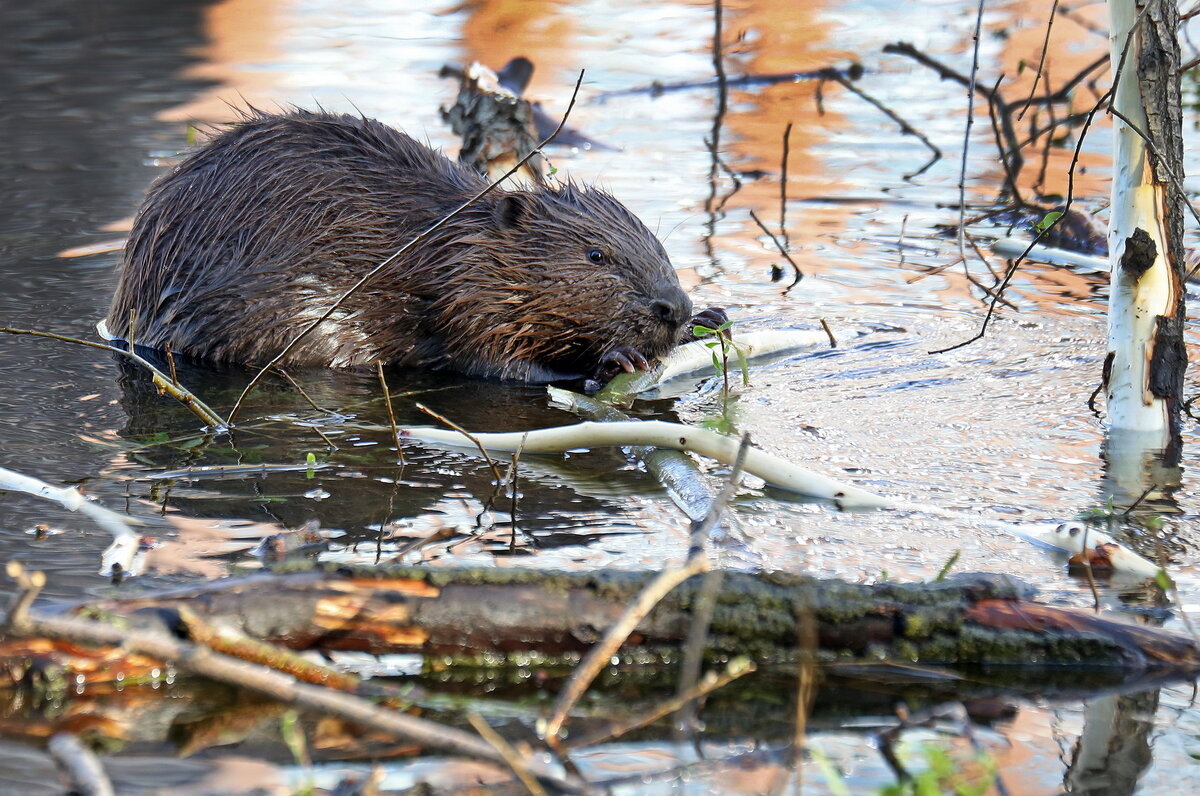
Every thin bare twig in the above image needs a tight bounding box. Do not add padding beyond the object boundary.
[819,318,837,347]
[564,660,754,750]
[273,367,338,449]
[930,2,1151,354]
[543,436,751,743]
[884,41,1023,184]
[929,88,1112,355]
[780,122,792,239]
[1108,105,1200,232]
[376,363,405,465]
[228,71,588,424]
[749,209,803,285]
[702,0,734,259]
[468,713,549,796]
[1018,0,1061,120]
[544,554,709,743]
[165,343,179,387]
[274,368,334,415]
[0,327,226,427]
[985,73,1025,203]
[821,68,942,179]
[965,2,988,261]
[415,403,503,485]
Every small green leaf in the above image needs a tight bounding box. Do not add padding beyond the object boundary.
[306,452,317,479]
[1034,210,1063,234]
[1155,568,1175,590]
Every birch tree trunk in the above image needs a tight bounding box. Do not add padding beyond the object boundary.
[1105,0,1187,440]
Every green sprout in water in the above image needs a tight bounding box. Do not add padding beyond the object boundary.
[693,320,750,393]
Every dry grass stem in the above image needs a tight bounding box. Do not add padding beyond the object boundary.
[376,362,406,465]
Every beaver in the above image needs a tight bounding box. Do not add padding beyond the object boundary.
[108,108,722,384]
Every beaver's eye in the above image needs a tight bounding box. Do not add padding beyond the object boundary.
[587,248,606,265]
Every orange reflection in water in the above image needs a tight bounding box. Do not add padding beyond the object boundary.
[459,0,575,97]
[158,0,285,124]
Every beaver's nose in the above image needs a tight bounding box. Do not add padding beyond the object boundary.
[650,288,692,329]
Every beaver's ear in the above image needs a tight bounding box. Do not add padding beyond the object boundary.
[494,193,531,229]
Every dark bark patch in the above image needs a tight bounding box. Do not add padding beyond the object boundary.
[1120,228,1158,281]
[1150,314,1187,400]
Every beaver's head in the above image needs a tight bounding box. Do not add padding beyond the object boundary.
[470,182,691,378]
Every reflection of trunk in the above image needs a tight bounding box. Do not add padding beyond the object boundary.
[1104,0,1186,439]
[1099,428,1183,513]
[1064,690,1158,795]
[6,567,1200,686]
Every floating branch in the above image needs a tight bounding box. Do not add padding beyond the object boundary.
[400,419,889,508]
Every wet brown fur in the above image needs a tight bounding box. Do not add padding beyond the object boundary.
[108,108,693,381]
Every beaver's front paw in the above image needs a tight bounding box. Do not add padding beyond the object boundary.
[682,307,730,342]
[584,345,652,393]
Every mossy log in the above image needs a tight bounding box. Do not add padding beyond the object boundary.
[3,565,1198,688]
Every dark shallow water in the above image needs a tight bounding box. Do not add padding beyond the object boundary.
[4,0,1200,792]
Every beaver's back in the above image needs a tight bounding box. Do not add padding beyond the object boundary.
[110,110,481,366]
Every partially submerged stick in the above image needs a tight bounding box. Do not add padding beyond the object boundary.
[549,388,718,523]
[3,326,226,428]
[400,420,890,508]
[0,465,142,543]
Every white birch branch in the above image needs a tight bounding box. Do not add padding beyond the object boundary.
[401,420,890,508]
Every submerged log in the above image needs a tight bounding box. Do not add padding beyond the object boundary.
[3,565,1198,688]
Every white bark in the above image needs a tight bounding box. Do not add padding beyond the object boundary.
[1105,0,1177,436]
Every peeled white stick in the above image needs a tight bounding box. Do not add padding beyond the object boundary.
[0,466,144,577]
[0,465,141,541]
[892,499,1161,579]
[601,329,836,396]
[659,329,833,382]
[990,238,1110,272]
[1010,520,1161,579]
[401,420,890,508]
